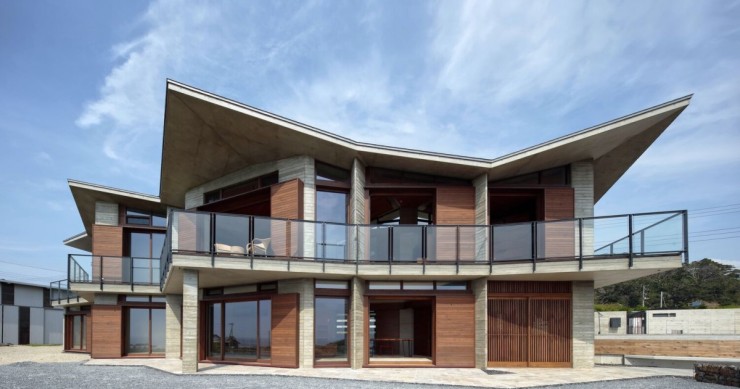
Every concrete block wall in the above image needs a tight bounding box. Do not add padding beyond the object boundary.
[473,174,488,262]
[165,294,183,358]
[350,277,365,369]
[182,270,199,373]
[594,311,628,335]
[572,281,595,368]
[278,278,314,368]
[646,309,740,335]
[95,202,118,226]
[571,162,594,256]
[472,277,488,369]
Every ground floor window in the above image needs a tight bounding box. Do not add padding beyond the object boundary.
[314,297,349,365]
[125,307,165,355]
[206,299,271,361]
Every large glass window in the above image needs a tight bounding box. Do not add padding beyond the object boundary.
[125,307,165,355]
[314,297,349,364]
[65,312,87,351]
[125,208,166,227]
[316,190,348,260]
[207,299,271,361]
[126,231,165,284]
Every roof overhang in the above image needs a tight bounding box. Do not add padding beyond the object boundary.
[160,80,690,207]
[65,180,168,251]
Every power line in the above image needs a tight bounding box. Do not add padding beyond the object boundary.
[690,235,740,243]
[0,259,65,273]
[690,203,740,212]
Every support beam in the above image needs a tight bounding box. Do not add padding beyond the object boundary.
[350,277,365,369]
[572,280,595,368]
[472,277,488,369]
[182,269,199,373]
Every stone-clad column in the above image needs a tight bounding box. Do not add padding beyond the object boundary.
[350,277,365,369]
[473,174,489,261]
[182,269,199,373]
[572,281,595,368]
[472,277,488,368]
[571,162,594,256]
[165,294,182,359]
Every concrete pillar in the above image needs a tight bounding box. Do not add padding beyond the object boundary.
[94,202,118,226]
[278,278,314,368]
[571,162,594,256]
[472,277,488,369]
[350,277,365,369]
[473,174,489,262]
[572,281,595,368]
[182,270,199,373]
[349,159,366,262]
[165,294,182,359]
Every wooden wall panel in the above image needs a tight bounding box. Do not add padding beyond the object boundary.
[595,339,740,358]
[91,225,123,282]
[541,188,575,259]
[435,295,475,367]
[488,298,528,365]
[488,281,572,295]
[270,179,303,257]
[91,305,122,358]
[435,187,476,261]
[271,293,299,368]
[529,299,571,366]
[543,188,574,221]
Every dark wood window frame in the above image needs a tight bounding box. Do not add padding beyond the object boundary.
[122,207,167,227]
[121,296,166,357]
[64,312,88,352]
[201,294,273,364]
[314,281,351,368]
[203,171,279,205]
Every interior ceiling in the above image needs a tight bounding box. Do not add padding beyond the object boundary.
[160,81,690,208]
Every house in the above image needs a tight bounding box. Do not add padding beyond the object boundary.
[53,80,691,371]
[1,280,63,345]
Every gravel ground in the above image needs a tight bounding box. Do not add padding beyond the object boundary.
[0,362,727,389]
[0,345,88,365]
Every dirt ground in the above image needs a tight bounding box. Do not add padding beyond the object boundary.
[0,345,89,365]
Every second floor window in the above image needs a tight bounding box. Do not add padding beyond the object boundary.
[125,208,166,227]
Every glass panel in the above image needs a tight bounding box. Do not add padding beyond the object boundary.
[224,301,258,360]
[367,226,390,261]
[152,214,167,227]
[152,233,165,258]
[151,296,166,303]
[133,258,152,284]
[317,191,347,223]
[126,308,150,354]
[436,281,467,290]
[403,282,433,290]
[315,297,348,363]
[80,316,86,349]
[493,223,532,261]
[129,232,150,258]
[392,226,423,261]
[536,220,576,259]
[209,303,222,359]
[72,316,81,349]
[593,216,629,256]
[252,217,273,256]
[368,281,401,290]
[215,214,250,253]
[632,212,683,254]
[172,212,211,252]
[316,162,350,182]
[151,309,165,353]
[259,300,271,359]
[316,280,349,289]
[126,295,150,302]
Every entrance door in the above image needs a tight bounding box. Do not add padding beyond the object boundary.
[367,298,434,365]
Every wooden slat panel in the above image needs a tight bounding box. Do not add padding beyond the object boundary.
[543,188,574,221]
[488,298,528,365]
[595,339,740,358]
[92,225,123,282]
[529,299,571,366]
[542,188,575,259]
[271,293,299,368]
[91,305,122,358]
[489,281,571,295]
[435,294,475,367]
[435,187,475,260]
[270,179,303,257]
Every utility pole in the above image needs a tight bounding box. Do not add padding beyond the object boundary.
[642,285,649,307]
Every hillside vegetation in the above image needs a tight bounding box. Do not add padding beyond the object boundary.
[595,258,740,310]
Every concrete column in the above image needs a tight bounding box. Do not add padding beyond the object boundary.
[473,174,489,262]
[571,162,594,256]
[94,202,118,226]
[472,277,488,369]
[572,281,595,368]
[278,278,314,368]
[165,294,182,359]
[182,270,199,373]
[350,277,365,369]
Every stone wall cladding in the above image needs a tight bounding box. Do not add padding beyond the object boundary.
[571,161,594,256]
[573,281,595,368]
[94,202,118,226]
[472,277,488,369]
[278,278,314,368]
[473,174,488,261]
[165,294,183,359]
[694,364,740,387]
[350,277,365,369]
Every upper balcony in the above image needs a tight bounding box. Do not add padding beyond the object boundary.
[159,209,688,291]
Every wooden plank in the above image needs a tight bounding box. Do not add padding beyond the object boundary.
[270,179,304,257]
[595,339,740,358]
[435,294,475,367]
[435,187,476,261]
[488,281,572,295]
[91,225,123,282]
[271,293,299,367]
[542,188,575,259]
[91,305,122,358]
[543,188,574,221]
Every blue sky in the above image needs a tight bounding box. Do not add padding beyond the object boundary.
[1,0,739,286]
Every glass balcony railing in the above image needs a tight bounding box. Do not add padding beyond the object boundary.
[49,279,78,304]
[68,254,160,290]
[157,209,688,286]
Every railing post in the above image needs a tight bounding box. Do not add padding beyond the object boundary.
[628,214,634,268]
[682,210,689,264]
[67,254,71,283]
[455,226,460,274]
[578,218,583,270]
[210,213,215,267]
[489,226,494,275]
[640,231,645,255]
[99,255,104,290]
[388,227,393,274]
[130,256,134,292]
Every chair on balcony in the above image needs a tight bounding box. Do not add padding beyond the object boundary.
[248,238,272,256]
[214,243,247,255]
